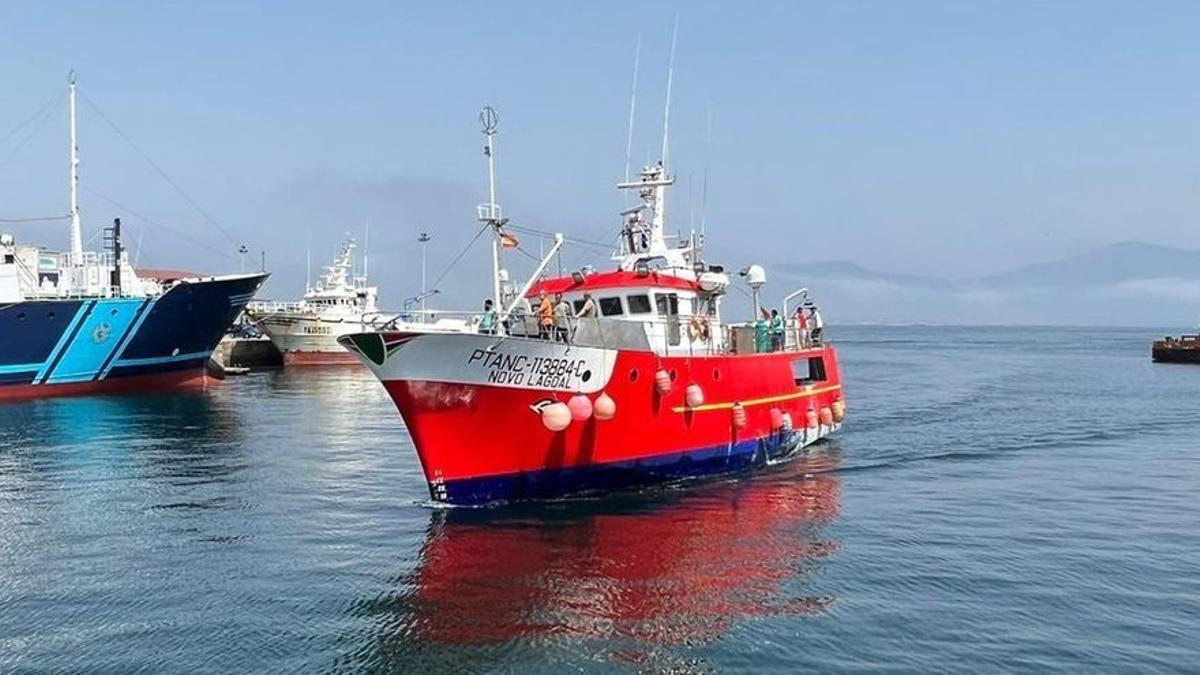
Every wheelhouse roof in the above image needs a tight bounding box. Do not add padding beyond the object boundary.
[526,269,700,297]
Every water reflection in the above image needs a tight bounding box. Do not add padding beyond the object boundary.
[350,450,842,670]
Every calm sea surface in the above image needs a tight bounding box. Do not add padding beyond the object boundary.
[1,326,1197,673]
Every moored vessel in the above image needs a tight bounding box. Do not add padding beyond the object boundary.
[247,237,473,365]
[1152,333,1200,364]
[341,106,846,506]
[0,73,267,399]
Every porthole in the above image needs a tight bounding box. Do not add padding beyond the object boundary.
[629,368,639,382]
[47,311,55,320]
[712,368,721,381]
[669,369,677,381]
[17,312,26,321]
[110,308,119,316]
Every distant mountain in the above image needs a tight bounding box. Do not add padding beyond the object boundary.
[777,259,950,290]
[978,241,1200,289]
[777,241,1200,326]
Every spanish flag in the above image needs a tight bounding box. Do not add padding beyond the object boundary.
[499,230,519,249]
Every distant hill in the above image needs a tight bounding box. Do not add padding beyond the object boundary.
[778,241,1200,326]
[978,241,1200,288]
[789,241,1200,291]
[777,259,951,290]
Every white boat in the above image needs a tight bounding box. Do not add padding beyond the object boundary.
[247,238,472,364]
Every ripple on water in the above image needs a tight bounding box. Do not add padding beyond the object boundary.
[0,328,1198,671]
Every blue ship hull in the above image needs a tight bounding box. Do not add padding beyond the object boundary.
[0,273,267,399]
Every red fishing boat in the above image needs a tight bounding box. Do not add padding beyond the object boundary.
[341,107,845,506]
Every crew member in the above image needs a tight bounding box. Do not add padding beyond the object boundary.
[536,291,553,340]
[553,293,572,342]
[807,303,825,345]
[479,298,498,335]
[576,292,596,319]
[769,308,785,351]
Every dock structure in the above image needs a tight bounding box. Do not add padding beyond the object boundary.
[208,336,283,375]
[1152,335,1200,364]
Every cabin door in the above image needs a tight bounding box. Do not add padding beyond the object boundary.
[656,293,681,346]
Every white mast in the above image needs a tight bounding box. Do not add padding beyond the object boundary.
[363,220,370,280]
[623,34,641,185]
[660,16,678,173]
[418,231,431,314]
[67,70,83,265]
[478,106,504,325]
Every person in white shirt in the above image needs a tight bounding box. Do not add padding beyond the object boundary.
[806,304,825,344]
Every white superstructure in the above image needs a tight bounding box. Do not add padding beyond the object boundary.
[0,73,161,304]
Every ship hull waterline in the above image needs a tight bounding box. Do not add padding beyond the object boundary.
[0,273,267,401]
[341,330,845,507]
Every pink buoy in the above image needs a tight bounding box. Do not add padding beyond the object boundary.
[805,409,819,430]
[654,369,672,395]
[770,408,784,430]
[541,402,571,432]
[732,402,747,428]
[567,393,593,422]
[685,383,704,408]
[781,412,794,430]
[819,406,834,426]
[832,400,846,423]
[593,392,616,421]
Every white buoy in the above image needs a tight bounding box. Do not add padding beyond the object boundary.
[594,392,616,420]
[655,369,672,395]
[685,383,704,408]
[541,402,571,431]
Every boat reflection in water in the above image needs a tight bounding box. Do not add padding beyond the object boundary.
[350,450,842,669]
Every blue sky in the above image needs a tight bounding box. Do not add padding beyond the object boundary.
[2,1,1200,320]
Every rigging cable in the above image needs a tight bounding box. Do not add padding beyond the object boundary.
[426,222,492,294]
[78,91,242,248]
[81,183,237,260]
[0,215,68,223]
[0,93,64,173]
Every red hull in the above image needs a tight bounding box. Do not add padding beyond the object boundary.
[0,368,212,401]
[283,350,363,366]
[350,330,846,504]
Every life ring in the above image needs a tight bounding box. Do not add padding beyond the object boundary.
[688,315,711,341]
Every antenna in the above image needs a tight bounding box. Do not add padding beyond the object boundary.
[623,34,641,184]
[701,102,711,240]
[67,70,83,265]
[660,14,679,170]
[478,106,504,317]
[363,220,369,280]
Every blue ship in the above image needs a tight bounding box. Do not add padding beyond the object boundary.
[0,268,267,399]
[0,72,267,399]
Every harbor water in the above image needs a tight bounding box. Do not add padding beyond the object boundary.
[1,326,1197,672]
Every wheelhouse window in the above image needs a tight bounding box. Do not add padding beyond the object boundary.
[627,294,652,314]
[599,297,624,316]
[572,299,586,314]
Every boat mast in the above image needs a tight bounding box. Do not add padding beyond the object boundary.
[67,70,83,265]
[478,106,505,328]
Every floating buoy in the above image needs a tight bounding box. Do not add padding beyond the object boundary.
[832,400,846,423]
[732,402,747,428]
[654,369,672,395]
[781,412,794,431]
[594,392,616,420]
[541,402,571,431]
[819,406,834,426]
[805,409,819,430]
[567,393,593,422]
[769,408,784,430]
[685,383,704,408]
